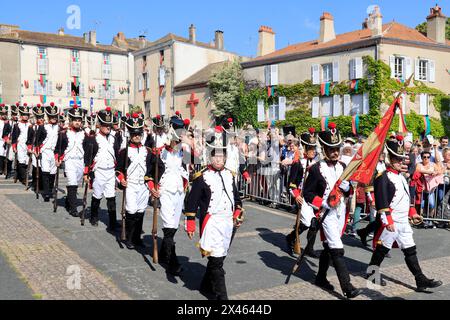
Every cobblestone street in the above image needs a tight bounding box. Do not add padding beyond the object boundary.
[1,175,449,300]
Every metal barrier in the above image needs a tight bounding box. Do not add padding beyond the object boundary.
[420,174,450,226]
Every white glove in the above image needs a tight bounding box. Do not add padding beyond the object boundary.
[339,180,350,192]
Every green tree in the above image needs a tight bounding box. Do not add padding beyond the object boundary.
[415,18,450,40]
[208,60,243,119]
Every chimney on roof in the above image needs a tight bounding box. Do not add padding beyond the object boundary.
[89,30,97,46]
[257,26,275,57]
[57,27,65,36]
[319,12,336,43]
[83,33,89,44]
[138,35,147,49]
[117,32,126,41]
[214,30,224,50]
[367,5,383,37]
[426,4,447,44]
[189,24,196,44]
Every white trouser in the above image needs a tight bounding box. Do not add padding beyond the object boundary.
[0,140,6,157]
[300,203,316,227]
[8,147,15,162]
[126,182,149,214]
[92,167,116,199]
[159,190,184,229]
[199,213,234,258]
[65,158,84,186]
[40,149,57,174]
[379,221,415,250]
[322,204,347,249]
[17,143,29,165]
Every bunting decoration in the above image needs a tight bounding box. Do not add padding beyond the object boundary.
[267,86,275,98]
[320,82,330,96]
[350,79,359,92]
[352,115,359,136]
[321,117,329,132]
[423,115,431,136]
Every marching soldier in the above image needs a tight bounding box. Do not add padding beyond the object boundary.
[11,103,33,185]
[7,104,20,179]
[303,123,360,299]
[55,105,86,217]
[0,104,13,177]
[145,115,167,149]
[286,128,320,258]
[83,107,121,229]
[184,131,244,300]
[148,114,190,275]
[116,113,149,249]
[35,103,60,202]
[366,136,442,292]
[111,112,124,150]
[30,104,46,192]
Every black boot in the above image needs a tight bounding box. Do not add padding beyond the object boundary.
[304,229,319,258]
[159,228,176,265]
[106,197,120,231]
[209,257,228,300]
[315,244,334,291]
[366,245,390,286]
[330,248,361,299]
[66,186,79,216]
[286,223,308,255]
[403,246,443,292]
[124,212,136,250]
[89,196,101,226]
[6,160,12,179]
[0,156,5,175]
[200,267,214,296]
[30,167,37,190]
[132,211,146,247]
[49,174,56,198]
[41,172,51,202]
[18,164,27,185]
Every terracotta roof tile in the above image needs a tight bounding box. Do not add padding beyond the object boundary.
[253,22,447,62]
[175,61,228,89]
[0,29,127,54]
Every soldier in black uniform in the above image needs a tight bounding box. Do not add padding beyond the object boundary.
[0,104,13,178]
[184,132,244,300]
[286,128,321,258]
[366,136,442,292]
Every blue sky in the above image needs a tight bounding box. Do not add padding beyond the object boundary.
[1,0,448,57]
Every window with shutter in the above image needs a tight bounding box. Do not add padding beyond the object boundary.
[405,57,412,79]
[311,97,320,118]
[418,60,428,81]
[415,59,420,81]
[419,93,428,115]
[351,94,363,115]
[355,57,363,79]
[428,60,435,82]
[312,64,320,85]
[37,58,48,75]
[394,56,405,80]
[257,100,265,122]
[34,80,38,95]
[321,97,332,117]
[103,65,111,80]
[138,76,143,92]
[160,94,166,115]
[332,61,339,82]
[321,63,333,83]
[343,94,351,116]
[111,85,116,99]
[264,65,271,86]
[270,64,278,86]
[47,81,53,96]
[349,59,355,80]
[79,84,85,98]
[71,61,81,77]
[363,92,369,114]
[146,73,150,90]
[159,67,166,86]
[333,95,342,116]
[67,82,72,97]
[278,96,286,121]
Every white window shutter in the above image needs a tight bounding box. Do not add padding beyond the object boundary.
[333,95,342,116]
[71,61,81,77]
[419,93,428,115]
[363,92,370,114]
[159,67,166,86]
[405,57,412,79]
[257,99,265,122]
[160,94,166,115]
[415,59,420,81]
[389,56,395,78]
[428,60,435,82]
[278,96,286,121]
[311,97,320,118]
[67,82,72,97]
[312,64,320,85]
[80,83,85,98]
[38,58,48,75]
[349,59,355,80]
[264,65,271,86]
[270,64,279,86]
[103,65,111,80]
[98,85,103,99]
[332,61,339,82]
[343,94,351,116]
[47,81,53,96]
[34,80,38,95]
[111,85,116,99]
[138,76,143,92]
[355,57,363,79]
[146,73,151,89]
